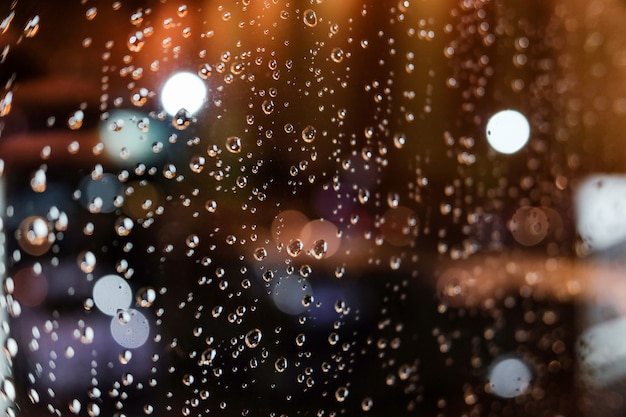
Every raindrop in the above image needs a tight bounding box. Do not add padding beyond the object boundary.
[30,168,46,192]
[119,349,132,364]
[287,239,304,257]
[67,110,84,130]
[129,10,143,26]
[335,386,349,402]
[127,30,145,52]
[189,155,206,173]
[200,348,217,366]
[136,287,157,308]
[303,9,318,27]
[16,216,53,256]
[226,136,242,153]
[172,108,192,130]
[117,309,131,324]
[302,293,314,307]
[23,15,40,37]
[301,125,317,143]
[130,87,149,107]
[177,4,188,17]
[309,239,328,260]
[87,402,100,417]
[358,188,370,204]
[275,356,288,372]
[78,250,97,273]
[198,63,213,79]
[389,255,401,270]
[163,163,177,179]
[69,399,82,414]
[330,47,345,63]
[361,397,373,411]
[205,200,218,213]
[253,247,268,261]
[182,374,194,386]
[2,379,16,401]
[261,99,275,115]
[114,216,134,237]
[393,132,407,149]
[245,329,262,348]
[85,7,97,20]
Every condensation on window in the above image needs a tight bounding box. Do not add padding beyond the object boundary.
[0,0,625,416]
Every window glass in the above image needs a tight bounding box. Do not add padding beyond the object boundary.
[0,0,625,416]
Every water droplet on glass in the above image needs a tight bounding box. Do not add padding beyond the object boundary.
[200,348,217,366]
[205,199,218,213]
[172,108,192,130]
[177,4,188,17]
[361,397,373,411]
[226,136,242,153]
[23,15,40,37]
[275,356,288,372]
[67,110,84,130]
[16,216,53,256]
[114,217,134,237]
[330,47,345,63]
[393,132,407,149]
[253,247,268,261]
[163,163,177,179]
[335,386,349,402]
[389,255,401,270]
[136,287,156,308]
[303,9,318,27]
[261,99,275,115]
[358,187,370,204]
[198,63,213,79]
[130,87,149,107]
[309,239,328,260]
[287,239,304,257]
[189,155,206,173]
[245,328,262,348]
[29,168,46,192]
[119,349,132,364]
[69,398,82,414]
[85,7,97,20]
[301,125,317,143]
[127,30,145,52]
[182,373,194,386]
[117,308,131,324]
[78,250,97,273]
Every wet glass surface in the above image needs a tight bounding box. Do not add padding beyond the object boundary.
[1,0,626,416]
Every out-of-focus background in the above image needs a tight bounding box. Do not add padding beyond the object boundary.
[1,0,626,416]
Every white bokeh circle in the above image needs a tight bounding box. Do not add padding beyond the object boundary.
[110,308,150,349]
[161,72,208,116]
[486,110,530,154]
[93,274,132,316]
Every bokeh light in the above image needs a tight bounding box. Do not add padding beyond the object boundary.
[92,274,133,316]
[110,308,150,349]
[487,356,532,398]
[485,110,530,154]
[160,72,208,116]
